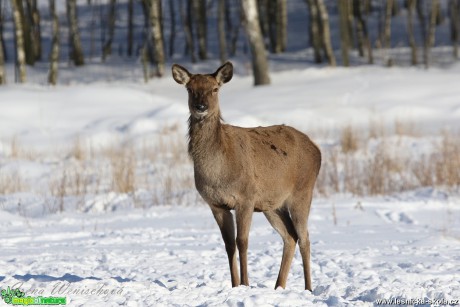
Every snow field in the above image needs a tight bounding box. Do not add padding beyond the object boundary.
[1,64,460,305]
[1,198,459,306]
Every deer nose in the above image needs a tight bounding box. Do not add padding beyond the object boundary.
[194,104,208,112]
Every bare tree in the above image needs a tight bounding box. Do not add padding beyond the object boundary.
[12,0,27,82]
[179,0,196,62]
[48,0,59,85]
[316,0,336,66]
[407,0,417,65]
[169,0,176,57]
[127,0,133,56]
[67,0,85,66]
[305,0,322,63]
[0,31,4,84]
[88,0,97,58]
[193,0,207,60]
[338,0,350,66]
[416,0,427,66]
[241,0,270,85]
[0,2,5,62]
[218,0,228,63]
[102,0,117,61]
[275,0,287,53]
[257,0,269,48]
[13,0,35,66]
[425,0,439,68]
[383,0,394,66]
[25,0,41,61]
[267,0,277,52]
[353,0,373,64]
[450,0,459,58]
[144,0,165,77]
[0,2,5,84]
[229,1,242,56]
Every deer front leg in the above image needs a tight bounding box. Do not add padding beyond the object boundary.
[235,204,254,286]
[211,206,240,287]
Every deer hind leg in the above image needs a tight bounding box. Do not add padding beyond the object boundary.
[289,190,314,291]
[211,206,240,287]
[235,204,254,286]
[264,207,298,289]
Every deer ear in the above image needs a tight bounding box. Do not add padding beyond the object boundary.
[172,64,191,85]
[213,62,233,85]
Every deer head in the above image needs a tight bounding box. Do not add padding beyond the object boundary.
[172,62,233,120]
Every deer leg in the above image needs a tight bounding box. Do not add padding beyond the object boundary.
[264,208,298,289]
[289,192,313,291]
[235,205,254,286]
[211,206,240,287]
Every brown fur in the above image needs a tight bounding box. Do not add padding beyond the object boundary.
[172,62,321,291]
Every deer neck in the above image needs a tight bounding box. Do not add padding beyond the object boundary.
[188,112,226,166]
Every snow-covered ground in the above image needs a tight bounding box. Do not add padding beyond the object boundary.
[1,197,459,306]
[1,63,460,306]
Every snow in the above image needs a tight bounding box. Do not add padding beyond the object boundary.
[1,198,459,306]
[1,63,460,306]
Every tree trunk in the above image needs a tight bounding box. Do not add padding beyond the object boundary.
[102,0,116,61]
[267,0,277,52]
[0,2,5,83]
[193,0,207,60]
[383,0,393,66]
[353,1,365,57]
[241,0,270,86]
[0,18,6,84]
[218,0,228,63]
[48,0,59,85]
[179,0,196,62]
[0,1,6,62]
[14,0,34,65]
[145,0,165,77]
[257,0,268,48]
[11,0,27,82]
[316,0,336,66]
[353,0,372,64]
[338,0,350,66]
[67,0,85,66]
[407,0,417,65]
[88,0,96,58]
[169,0,176,57]
[417,0,427,67]
[275,0,287,53]
[425,0,439,69]
[127,0,133,57]
[306,0,322,63]
[450,0,459,58]
[229,3,242,56]
[26,0,41,61]
[346,0,355,47]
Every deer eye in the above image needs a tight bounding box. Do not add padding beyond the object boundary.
[212,88,218,93]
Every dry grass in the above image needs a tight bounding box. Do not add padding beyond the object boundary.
[8,137,38,160]
[10,136,19,158]
[394,118,419,137]
[316,125,460,196]
[340,125,359,153]
[0,169,24,194]
[2,122,459,213]
[109,147,136,194]
[70,136,87,161]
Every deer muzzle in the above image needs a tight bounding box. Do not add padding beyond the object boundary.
[194,103,208,113]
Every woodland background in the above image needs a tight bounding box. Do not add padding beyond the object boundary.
[0,0,459,86]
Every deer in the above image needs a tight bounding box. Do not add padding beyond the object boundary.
[171,62,321,291]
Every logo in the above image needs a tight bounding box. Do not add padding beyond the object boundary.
[1,286,67,306]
